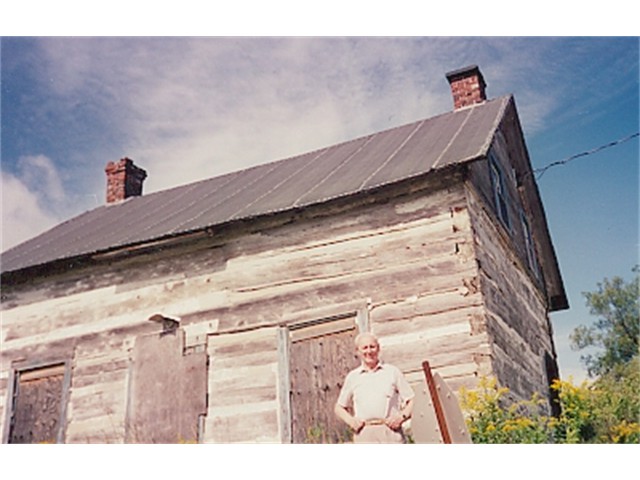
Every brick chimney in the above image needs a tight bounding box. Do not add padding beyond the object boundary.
[105,158,147,203]
[446,65,487,110]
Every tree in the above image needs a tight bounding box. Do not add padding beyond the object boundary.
[570,266,639,377]
[590,357,640,443]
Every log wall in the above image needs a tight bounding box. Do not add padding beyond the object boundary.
[466,183,557,406]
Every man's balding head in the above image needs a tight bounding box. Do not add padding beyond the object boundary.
[355,332,379,348]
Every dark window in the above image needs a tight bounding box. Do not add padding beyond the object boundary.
[8,364,68,444]
[489,151,511,231]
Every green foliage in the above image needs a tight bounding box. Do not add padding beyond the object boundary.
[548,378,599,443]
[590,357,640,443]
[460,366,640,444]
[459,377,554,443]
[571,267,640,377]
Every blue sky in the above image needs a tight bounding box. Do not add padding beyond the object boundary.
[1,37,638,383]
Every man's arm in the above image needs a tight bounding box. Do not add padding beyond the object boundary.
[334,403,364,433]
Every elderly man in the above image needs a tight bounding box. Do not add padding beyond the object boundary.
[334,332,414,443]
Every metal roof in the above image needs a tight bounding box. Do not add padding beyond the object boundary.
[1,96,510,274]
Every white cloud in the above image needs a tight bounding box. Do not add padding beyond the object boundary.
[1,170,60,252]
[16,154,66,203]
[0,154,86,252]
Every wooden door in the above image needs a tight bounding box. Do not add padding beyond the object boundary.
[289,317,360,443]
[8,364,66,444]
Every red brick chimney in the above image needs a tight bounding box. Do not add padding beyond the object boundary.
[446,65,487,110]
[105,158,147,203]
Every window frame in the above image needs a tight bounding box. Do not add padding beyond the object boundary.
[488,150,512,232]
[520,209,541,279]
[3,359,72,444]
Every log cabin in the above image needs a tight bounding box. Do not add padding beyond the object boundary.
[0,65,568,443]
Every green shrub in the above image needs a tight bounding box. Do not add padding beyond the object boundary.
[459,364,640,444]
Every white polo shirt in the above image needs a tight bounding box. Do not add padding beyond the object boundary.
[337,362,414,420]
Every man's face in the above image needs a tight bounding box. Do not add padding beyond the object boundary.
[356,336,380,367]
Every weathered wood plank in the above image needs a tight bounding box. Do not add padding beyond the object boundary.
[440,374,481,394]
[371,288,482,324]
[277,326,292,443]
[486,313,546,382]
[123,332,207,443]
[225,221,464,293]
[68,382,127,422]
[381,319,473,347]
[70,365,128,389]
[66,415,125,443]
[289,316,356,342]
[1,277,227,346]
[204,406,280,443]
[1,318,150,358]
[208,350,278,369]
[372,301,484,338]
[208,363,278,407]
[491,344,545,403]
[210,259,479,335]
[210,339,280,358]
[379,330,490,374]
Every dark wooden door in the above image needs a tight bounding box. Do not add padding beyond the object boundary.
[9,364,66,444]
[289,319,359,443]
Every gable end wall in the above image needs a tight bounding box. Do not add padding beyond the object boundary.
[465,122,560,407]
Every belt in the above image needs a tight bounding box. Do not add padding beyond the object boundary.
[363,419,386,426]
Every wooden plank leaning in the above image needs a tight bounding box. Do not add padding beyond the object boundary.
[410,360,472,444]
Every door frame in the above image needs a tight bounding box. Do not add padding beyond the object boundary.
[276,301,369,443]
[3,358,72,444]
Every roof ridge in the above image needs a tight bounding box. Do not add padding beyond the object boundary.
[143,95,511,199]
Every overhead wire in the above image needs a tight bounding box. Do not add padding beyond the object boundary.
[532,132,639,180]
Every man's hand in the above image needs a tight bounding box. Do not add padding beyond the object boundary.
[385,414,405,431]
[386,399,413,431]
[335,403,364,433]
[350,417,365,433]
